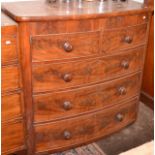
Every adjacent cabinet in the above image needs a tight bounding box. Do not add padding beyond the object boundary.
[1,0,153,155]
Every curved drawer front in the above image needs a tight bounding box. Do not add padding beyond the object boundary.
[31,31,100,62]
[2,92,22,122]
[33,73,141,123]
[2,120,25,154]
[32,46,144,93]
[34,98,138,153]
[2,65,20,92]
[102,24,147,53]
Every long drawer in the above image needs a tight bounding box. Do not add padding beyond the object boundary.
[2,120,25,154]
[102,24,147,53]
[34,97,138,154]
[31,31,100,62]
[2,91,23,122]
[2,64,20,92]
[33,73,141,123]
[32,46,144,93]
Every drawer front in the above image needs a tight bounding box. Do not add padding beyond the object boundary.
[2,92,22,122]
[104,14,149,29]
[2,65,20,92]
[2,121,24,154]
[102,24,147,53]
[34,73,141,123]
[31,31,100,62]
[35,98,138,153]
[32,46,144,93]
[2,36,17,65]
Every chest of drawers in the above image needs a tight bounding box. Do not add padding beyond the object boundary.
[2,0,153,155]
[1,12,26,155]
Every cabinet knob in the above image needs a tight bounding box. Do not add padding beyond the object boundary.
[124,36,133,44]
[63,101,72,110]
[121,60,129,69]
[116,113,124,122]
[142,15,147,20]
[118,87,127,95]
[64,131,71,140]
[63,42,73,52]
[63,73,72,82]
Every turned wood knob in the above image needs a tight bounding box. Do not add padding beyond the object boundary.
[64,131,71,140]
[121,60,129,69]
[116,113,124,122]
[63,101,72,110]
[118,87,127,95]
[63,73,72,82]
[5,40,11,45]
[63,42,73,52]
[124,36,133,44]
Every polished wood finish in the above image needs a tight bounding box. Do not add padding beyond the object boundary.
[33,73,141,123]
[32,47,144,93]
[34,97,138,154]
[1,1,152,154]
[1,12,26,155]
[2,120,25,154]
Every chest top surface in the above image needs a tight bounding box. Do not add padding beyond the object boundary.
[1,0,151,22]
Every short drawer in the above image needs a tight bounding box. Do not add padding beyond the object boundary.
[2,36,17,65]
[33,73,141,123]
[34,98,138,153]
[104,13,149,29]
[2,92,23,122]
[32,46,144,93]
[31,31,100,62]
[102,24,147,53]
[2,120,25,154]
[2,65,20,92]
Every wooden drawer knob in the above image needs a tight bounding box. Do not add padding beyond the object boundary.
[63,101,72,110]
[124,36,133,44]
[116,113,124,122]
[63,73,72,82]
[63,42,73,52]
[118,87,127,95]
[121,60,129,69]
[64,131,71,140]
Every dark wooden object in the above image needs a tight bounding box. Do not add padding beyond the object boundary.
[1,0,153,154]
[1,12,26,155]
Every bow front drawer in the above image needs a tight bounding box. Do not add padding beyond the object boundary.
[102,24,147,53]
[34,98,138,153]
[32,46,144,93]
[31,31,100,62]
[33,73,141,123]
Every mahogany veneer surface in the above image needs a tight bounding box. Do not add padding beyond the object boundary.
[1,1,153,155]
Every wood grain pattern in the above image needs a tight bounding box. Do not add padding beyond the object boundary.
[31,31,100,62]
[32,46,145,93]
[2,120,25,154]
[2,35,18,65]
[33,73,141,123]
[102,24,147,53]
[2,91,23,122]
[2,65,20,92]
[34,97,138,154]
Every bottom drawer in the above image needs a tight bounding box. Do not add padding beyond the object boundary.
[2,120,25,154]
[35,97,139,154]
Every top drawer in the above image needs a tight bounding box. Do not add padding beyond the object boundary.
[31,31,100,62]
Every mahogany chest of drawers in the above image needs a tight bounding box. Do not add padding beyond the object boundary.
[1,0,153,155]
[1,12,26,154]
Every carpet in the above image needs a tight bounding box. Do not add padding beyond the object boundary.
[52,143,106,155]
